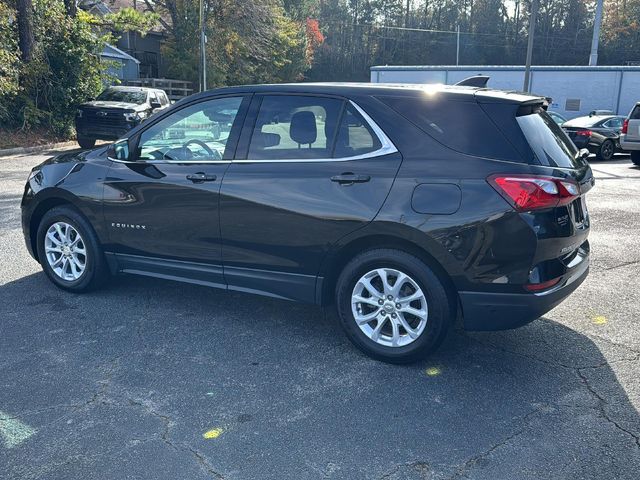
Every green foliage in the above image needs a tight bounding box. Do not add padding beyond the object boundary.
[154,0,312,87]
[0,0,158,136]
[100,7,160,37]
[0,2,20,120]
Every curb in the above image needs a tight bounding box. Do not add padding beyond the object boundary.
[0,141,78,158]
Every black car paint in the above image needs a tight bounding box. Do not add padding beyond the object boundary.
[562,115,625,154]
[22,83,592,331]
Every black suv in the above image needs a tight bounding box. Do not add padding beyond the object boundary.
[75,86,170,149]
[22,83,593,363]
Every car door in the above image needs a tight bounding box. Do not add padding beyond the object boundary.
[219,94,402,302]
[102,95,250,284]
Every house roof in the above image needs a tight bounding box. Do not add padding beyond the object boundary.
[101,43,141,63]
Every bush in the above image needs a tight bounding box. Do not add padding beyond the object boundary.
[0,0,109,137]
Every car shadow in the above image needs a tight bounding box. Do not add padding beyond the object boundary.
[1,271,639,478]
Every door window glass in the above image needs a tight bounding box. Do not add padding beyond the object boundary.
[248,96,344,160]
[136,96,243,161]
[334,104,382,158]
[604,118,623,129]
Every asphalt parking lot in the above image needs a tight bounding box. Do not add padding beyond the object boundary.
[1,148,639,480]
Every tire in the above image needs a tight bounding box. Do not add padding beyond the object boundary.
[335,249,453,364]
[77,136,96,149]
[631,151,640,166]
[597,139,614,161]
[36,206,109,292]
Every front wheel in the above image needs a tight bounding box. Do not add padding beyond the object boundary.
[36,206,108,292]
[335,249,453,364]
[77,136,96,149]
[631,151,640,166]
[597,139,615,161]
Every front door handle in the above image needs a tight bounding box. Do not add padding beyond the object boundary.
[186,172,217,183]
[330,173,371,185]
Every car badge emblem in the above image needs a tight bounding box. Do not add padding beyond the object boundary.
[97,111,108,117]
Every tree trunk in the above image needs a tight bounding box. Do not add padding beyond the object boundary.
[16,0,35,62]
[64,0,77,17]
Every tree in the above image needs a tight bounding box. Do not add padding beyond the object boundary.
[15,0,35,61]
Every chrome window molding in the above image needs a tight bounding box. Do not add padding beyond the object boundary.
[108,100,398,165]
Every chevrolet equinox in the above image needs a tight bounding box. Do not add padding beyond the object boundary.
[21,83,593,363]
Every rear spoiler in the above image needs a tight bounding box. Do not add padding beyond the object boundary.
[455,75,490,88]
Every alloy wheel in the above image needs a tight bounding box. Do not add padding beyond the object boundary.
[351,268,428,347]
[44,222,87,281]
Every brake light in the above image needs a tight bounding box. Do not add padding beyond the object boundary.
[488,175,580,211]
[622,119,629,134]
[576,129,592,137]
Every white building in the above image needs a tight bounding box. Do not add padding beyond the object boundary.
[370,65,640,119]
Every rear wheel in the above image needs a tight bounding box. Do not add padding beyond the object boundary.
[597,139,615,161]
[631,151,640,166]
[335,249,453,363]
[36,206,108,292]
[77,136,96,149]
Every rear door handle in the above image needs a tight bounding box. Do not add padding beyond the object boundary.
[330,173,371,185]
[186,172,217,183]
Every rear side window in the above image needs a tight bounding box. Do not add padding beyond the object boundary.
[248,95,343,160]
[516,109,584,169]
[334,104,381,158]
[630,105,640,119]
[376,95,522,161]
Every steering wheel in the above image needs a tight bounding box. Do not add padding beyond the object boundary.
[182,139,221,160]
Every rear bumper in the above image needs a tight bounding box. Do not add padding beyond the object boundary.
[460,247,589,331]
[620,136,640,151]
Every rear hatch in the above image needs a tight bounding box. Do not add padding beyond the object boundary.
[500,100,592,289]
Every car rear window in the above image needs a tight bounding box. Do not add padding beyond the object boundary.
[516,108,585,169]
[630,105,640,119]
[376,95,522,162]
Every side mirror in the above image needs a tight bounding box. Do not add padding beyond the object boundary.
[107,139,130,161]
[150,101,162,109]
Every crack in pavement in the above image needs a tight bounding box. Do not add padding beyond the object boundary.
[445,407,542,480]
[576,368,640,449]
[379,460,430,479]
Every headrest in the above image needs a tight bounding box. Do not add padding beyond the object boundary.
[290,111,317,145]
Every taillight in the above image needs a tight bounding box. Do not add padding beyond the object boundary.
[524,277,561,292]
[487,174,580,211]
[576,129,592,137]
[622,119,629,134]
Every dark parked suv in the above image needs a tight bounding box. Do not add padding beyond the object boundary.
[22,83,593,363]
[75,86,170,149]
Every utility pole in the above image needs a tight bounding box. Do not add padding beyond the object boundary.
[523,0,538,92]
[589,0,604,66]
[199,0,207,92]
[456,25,460,66]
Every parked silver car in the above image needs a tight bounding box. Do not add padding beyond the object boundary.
[620,103,640,166]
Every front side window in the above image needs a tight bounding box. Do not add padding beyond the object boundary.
[136,96,244,162]
[248,96,344,160]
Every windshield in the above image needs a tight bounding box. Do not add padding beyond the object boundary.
[97,89,147,104]
[517,109,586,169]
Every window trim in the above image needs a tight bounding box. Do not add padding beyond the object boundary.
[108,97,397,165]
[109,94,251,165]
[237,99,397,164]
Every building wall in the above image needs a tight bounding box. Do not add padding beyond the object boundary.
[370,66,640,119]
